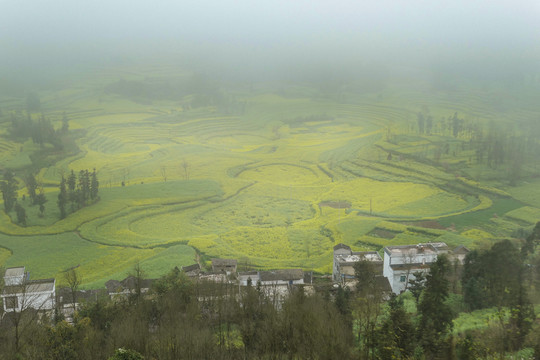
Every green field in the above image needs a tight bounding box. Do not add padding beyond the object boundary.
[0,66,539,287]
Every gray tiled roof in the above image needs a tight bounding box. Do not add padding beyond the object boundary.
[259,269,303,282]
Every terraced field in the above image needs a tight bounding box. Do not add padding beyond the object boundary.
[0,67,538,286]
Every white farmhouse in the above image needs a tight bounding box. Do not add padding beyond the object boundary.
[1,267,56,313]
[383,242,469,294]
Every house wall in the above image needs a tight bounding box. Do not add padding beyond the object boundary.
[333,248,352,282]
[2,290,55,313]
[390,269,429,294]
[239,276,259,286]
[383,251,392,280]
[390,252,437,265]
[259,279,304,286]
[384,249,437,294]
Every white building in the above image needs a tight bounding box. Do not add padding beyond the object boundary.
[333,244,383,284]
[1,267,56,313]
[238,269,305,287]
[383,242,469,294]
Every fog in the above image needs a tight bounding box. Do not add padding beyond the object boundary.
[0,0,539,89]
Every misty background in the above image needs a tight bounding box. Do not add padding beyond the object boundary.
[0,0,539,95]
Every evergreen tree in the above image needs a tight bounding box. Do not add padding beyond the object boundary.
[67,170,77,210]
[0,170,18,213]
[417,112,425,134]
[61,111,69,133]
[417,255,454,357]
[24,173,38,204]
[57,176,67,219]
[376,295,416,359]
[78,170,90,206]
[409,270,426,305]
[90,168,99,201]
[14,203,26,226]
[35,190,47,217]
[426,115,433,134]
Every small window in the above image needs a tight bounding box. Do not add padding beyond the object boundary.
[400,275,406,282]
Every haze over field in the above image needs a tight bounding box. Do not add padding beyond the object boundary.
[0,0,540,288]
[1,0,539,85]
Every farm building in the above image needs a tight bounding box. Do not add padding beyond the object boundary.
[105,276,154,299]
[211,258,238,275]
[238,269,307,287]
[383,242,470,294]
[332,243,383,284]
[1,267,56,313]
[182,263,201,277]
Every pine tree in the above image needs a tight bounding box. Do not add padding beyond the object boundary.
[24,173,37,204]
[14,203,26,226]
[67,170,77,210]
[376,295,415,359]
[35,190,47,217]
[417,255,454,357]
[78,170,90,207]
[90,169,99,201]
[61,111,69,133]
[57,176,67,219]
[0,170,18,213]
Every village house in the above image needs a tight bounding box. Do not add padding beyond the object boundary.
[259,269,305,286]
[237,269,311,309]
[238,269,309,287]
[383,242,470,294]
[105,276,154,299]
[1,267,56,313]
[211,258,238,275]
[332,243,383,284]
[238,271,259,286]
[182,263,201,277]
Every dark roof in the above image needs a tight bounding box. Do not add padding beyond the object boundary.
[453,245,470,254]
[238,271,258,277]
[333,243,351,252]
[105,277,154,293]
[182,263,201,272]
[105,279,122,293]
[120,276,153,290]
[212,258,238,267]
[259,269,303,282]
[57,288,107,303]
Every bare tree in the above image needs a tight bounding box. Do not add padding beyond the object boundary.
[181,159,190,180]
[160,166,167,182]
[131,262,145,302]
[64,266,81,314]
[402,248,419,292]
[122,167,130,185]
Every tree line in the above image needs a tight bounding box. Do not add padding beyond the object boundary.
[0,168,99,226]
[8,111,69,151]
[57,169,99,219]
[410,110,540,184]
